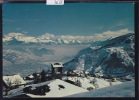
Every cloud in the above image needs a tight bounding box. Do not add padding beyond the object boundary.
[22,31,28,34]
[3,19,16,23]
[31,19,40,22]
[94,26,105,30]
[16,28,21,31]
[54,28,133,42]
[110,21,128,29]
[102,28,133,36]
[96,28,134,41]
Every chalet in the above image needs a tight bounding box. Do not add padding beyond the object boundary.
[51,63,63,74]
[3,74,26,89]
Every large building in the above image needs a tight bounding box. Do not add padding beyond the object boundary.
[51,63,63,74]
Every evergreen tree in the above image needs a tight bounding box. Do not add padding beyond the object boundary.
[40,69,46,82]
[33,72,37,78]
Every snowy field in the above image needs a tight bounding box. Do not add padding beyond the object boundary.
[67,76,123,89]
[26,79,88,97]
[3,77,134,98]
[66,81,135,97]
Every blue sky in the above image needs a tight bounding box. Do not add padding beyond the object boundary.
[3,3,134,36]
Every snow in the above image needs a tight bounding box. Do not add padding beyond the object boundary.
[68,76,123,89]
[3,74,26,87]
[25,80,51,88]
[3,80,52,98]
[4,31,133,45]
[66,81,135,97]
[3,32,91,45]
[68,77,95,89]
[26,79,88,97]
[63,33,135,77]
[90,77,122,88]
[51,63,63,68]
[4,93,25,98]
[3,77,133,98]
[107,47,134,67]
[28,75,34,79]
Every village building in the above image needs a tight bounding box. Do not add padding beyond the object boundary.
[3,74,26,89]
[3,74,26,96]
[51,63,63,74]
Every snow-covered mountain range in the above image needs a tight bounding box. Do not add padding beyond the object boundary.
[3,28,134,45]
[63,33,135,78]
[3,33,93,45]
[3,44,88,77]
[3,31,135,78]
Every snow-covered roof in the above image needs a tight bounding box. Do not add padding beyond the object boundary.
[3,74,26,87]
[51,63,63,68]
[27,75,34,78]
[26,79,88,97]
[4,80,52,98]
